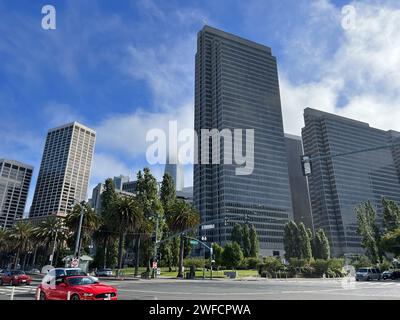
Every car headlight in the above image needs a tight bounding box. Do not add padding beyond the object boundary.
[83,293,93,297]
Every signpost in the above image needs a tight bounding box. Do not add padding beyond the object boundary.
[70,258,79,268]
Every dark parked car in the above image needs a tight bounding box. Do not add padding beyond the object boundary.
[382,270,393,280]
[381,269,400,280]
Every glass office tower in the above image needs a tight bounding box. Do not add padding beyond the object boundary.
[302,108,400,256]
[194,26,293,256]
[0,159,33,229]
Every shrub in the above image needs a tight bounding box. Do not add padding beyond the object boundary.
[183,258,206,269]
[240,257,261,270]
[258,257,284,277]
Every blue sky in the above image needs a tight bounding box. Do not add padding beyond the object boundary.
[1,0,400,210]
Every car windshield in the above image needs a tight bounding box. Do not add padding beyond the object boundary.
[357,268,368,273]
[67,277,96,286]
[11,271,25,275]
[66,269,86,276]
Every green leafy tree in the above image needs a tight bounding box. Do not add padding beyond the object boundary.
[159,172,178,271]
[380,228,400,257]
[382,197,400,232]
[160,173,176,217]
[249,224,259,257]
[284,220,300,260]
[97,178,119,268]
[230,223,242,246]
[135,168,164,271]
[313,228,330,260]
[212,243,224,267]
[168,200,200,277]
[298,222,313,260]
[356,201,382,263]
[242,224,251,258]
[222,242,243,269]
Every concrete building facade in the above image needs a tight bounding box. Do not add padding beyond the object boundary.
[29,122,96,219]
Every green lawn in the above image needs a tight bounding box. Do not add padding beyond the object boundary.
[112,267,259,279]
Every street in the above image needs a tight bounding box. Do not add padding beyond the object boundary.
[1,277,400,300]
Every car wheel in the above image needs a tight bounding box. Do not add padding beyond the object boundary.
[0,279,3,286]
[71,294,80,301]
[39,291,46,300]
[367,277,371,281]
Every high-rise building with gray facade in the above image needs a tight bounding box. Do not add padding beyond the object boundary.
[30,122,96,219]
[285,134,313,230]
[302,108,400,256]
[0,159,33,229]
[194,26,293,256]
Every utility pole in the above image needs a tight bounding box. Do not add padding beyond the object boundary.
[152,212,160,279]
[74,201,85,260]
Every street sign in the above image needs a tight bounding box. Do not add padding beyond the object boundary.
[301,155,312,176]
[201,224,215,230]
[70,258,79,268]
[152,261,157,269]
[190,240,198,245]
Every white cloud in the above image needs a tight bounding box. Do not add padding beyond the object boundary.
[95,103,194,159]
[43,103,85,128]
[278,0,400,135]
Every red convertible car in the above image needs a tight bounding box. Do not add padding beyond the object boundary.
[37,275,118,300]
[0,270,32,286]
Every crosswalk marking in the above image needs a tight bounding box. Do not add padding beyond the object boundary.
[0,286,36,296]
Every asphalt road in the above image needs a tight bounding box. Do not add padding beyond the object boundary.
[1,277,400,300]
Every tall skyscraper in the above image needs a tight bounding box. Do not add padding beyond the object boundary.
[30,122,96,219]
[194,26,293,256]
[164,151,184,191]
[284,134,313,230]
[113,175,130,190]
[302,108,400,256]
[0,159,33,229]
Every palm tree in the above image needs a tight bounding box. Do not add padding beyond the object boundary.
[8,221,35,269]
[36,217,66,266]
[0,228,8,250]
[168,200,200,278]
[65,202,102,256]
[0,229,10,266]
[111,196,144,274]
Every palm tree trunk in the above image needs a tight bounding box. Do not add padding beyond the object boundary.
[103,236,108,269]
[117,231,125,275]
[14,247,21,269]
[31,246,38,267]
[134,235,141,277]
[177,234,184,278]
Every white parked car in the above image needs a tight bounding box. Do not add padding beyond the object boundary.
[42,268,98,284]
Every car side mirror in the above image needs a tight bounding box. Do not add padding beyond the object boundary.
[58,282,67,287]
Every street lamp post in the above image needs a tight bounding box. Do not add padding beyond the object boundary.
[151,212,161,279]
[73,200,85,261]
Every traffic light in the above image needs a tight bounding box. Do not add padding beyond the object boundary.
[301,155,312,176]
